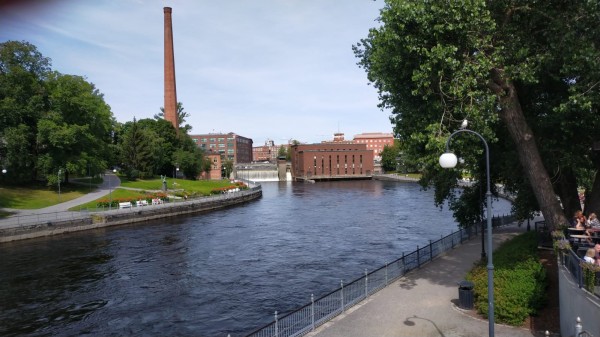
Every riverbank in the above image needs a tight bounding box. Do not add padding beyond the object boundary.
[372,173,419,182]
[0,186,262,243]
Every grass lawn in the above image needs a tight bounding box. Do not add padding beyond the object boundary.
[391,172,422,179]
[71,178,239,211]
[0,183,89,209]
[70,189,158,211]
[119,178,235,195]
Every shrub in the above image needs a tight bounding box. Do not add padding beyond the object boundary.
[466,231,547,326]
[580,262,600,293]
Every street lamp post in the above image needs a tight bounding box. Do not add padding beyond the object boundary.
[58,168,62,203]
[439,127,495,337]
[109,168,116,210]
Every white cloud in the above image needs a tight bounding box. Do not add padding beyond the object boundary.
[0,0,389,144]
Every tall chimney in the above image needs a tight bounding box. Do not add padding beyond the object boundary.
[164,7,178,133]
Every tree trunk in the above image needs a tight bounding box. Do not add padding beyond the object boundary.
[585,155,600,216]
[555,168,581,219]
[488,68,569,230]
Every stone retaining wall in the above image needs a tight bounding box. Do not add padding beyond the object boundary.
[0,188,262,243]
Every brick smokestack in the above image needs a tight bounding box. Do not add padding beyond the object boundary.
[164,7,178,133]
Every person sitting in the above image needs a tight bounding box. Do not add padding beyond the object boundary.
[588,213,600,229]
[584,248,596,264]
[573,210,587,230]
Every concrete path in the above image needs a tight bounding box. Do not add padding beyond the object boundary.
[5,172,120,215]
[0,172,120,229]
[306,220,550,337]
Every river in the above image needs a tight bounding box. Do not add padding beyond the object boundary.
[0,180,511,336]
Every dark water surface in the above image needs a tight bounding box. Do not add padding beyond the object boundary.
[0,180,511,336]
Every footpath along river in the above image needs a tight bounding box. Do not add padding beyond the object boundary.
[0,180,511,336]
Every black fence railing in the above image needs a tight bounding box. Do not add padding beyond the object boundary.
[244,213,515,337]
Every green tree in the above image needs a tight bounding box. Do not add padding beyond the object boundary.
[380,141,400,172]
[0,41,51,183]
[277,145,288,160]
[119,118,157,180]
[136,118,179,176]
[155,102,192,133]
[173,147,204,180]
[354,1,600,228]
[223,159,234,179]
[38,72,113,184]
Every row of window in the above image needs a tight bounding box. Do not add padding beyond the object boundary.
[355,139,393,143]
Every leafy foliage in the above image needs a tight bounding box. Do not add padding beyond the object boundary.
[354,1,600,228]
[467,231,547,325]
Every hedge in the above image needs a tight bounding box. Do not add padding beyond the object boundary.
[466,231,547,326]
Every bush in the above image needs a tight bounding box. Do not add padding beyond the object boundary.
[466,231,547,326]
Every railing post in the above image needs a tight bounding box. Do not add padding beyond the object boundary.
[385,263,388,285]
[401,252,405,273]
[578,262,584,288]
[364,269,368,298]
[429,240,433,261]
[274,311,279,337]
[340,280,344,312]
[311,294,315,331]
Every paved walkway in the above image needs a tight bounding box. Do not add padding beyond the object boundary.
[306,220,550,337]
[0,172,120,229]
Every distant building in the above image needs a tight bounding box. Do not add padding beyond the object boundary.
[199,153,222,180]
[322,132,353,144]
[253,139,290,162]
[190,132,253,164]
[352,132,395,161]
[290,143,374,181]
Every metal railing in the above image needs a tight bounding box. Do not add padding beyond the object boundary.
[245,213,515,337]
[560,248,600,298]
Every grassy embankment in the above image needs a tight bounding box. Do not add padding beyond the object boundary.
[0,177,238,214]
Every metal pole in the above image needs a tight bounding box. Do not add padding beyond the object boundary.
[58,169,61,202]
[481,183,486,259]
[109,171,113,210]
[444,129,494,337]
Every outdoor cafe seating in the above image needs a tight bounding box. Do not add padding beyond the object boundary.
[568,227,600,257]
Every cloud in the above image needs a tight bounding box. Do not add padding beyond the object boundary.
[0,0,389,144]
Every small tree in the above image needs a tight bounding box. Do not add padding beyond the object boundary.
[380,142,399,172]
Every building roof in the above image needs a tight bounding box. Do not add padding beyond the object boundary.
[353,132,394,139]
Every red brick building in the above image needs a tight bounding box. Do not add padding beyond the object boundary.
[352,132,395,161]
[199,153,222,180]
[253,139,290,162]
[290,143,374,181]
[190,132,253,164]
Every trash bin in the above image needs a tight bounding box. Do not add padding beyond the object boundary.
[458,281,474,309]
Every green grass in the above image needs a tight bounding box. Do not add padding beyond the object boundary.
[119,177,234,195]
[0,177,238,213]
[391,172,422,179]
[69,189,155,211]
[0,183,89,209]
[70,177,238,211]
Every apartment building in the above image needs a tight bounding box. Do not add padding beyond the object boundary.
[190,132,253,164]
[352,132,395,160]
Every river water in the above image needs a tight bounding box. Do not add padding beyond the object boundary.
[0,180,511,337]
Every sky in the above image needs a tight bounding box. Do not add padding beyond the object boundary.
[0,0,391,145]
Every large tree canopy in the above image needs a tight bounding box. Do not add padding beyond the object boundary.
[354,0,600,229]
[0,40,114,184]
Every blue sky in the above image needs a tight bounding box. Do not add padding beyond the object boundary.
[0,0,391,145]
